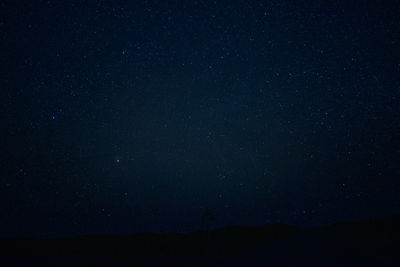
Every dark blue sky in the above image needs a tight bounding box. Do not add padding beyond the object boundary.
[1,0,399,237]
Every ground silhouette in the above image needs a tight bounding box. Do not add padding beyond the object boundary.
[1,215,399,266]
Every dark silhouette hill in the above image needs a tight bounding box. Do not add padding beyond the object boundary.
[1,215,399,266]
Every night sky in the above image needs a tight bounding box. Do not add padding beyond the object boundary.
[1,0,399,237]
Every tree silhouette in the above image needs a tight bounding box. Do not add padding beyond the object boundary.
[201,209,214,228]
[201,209,214,261]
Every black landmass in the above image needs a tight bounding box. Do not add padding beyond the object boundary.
[1,215,399,266]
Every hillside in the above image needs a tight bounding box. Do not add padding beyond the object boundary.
[1,215,399,266]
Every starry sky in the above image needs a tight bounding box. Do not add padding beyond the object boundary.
[1,0,399,237]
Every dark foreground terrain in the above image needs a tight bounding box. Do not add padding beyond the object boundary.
[1,215,399,266]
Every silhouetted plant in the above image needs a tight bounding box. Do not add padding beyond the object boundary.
[201,209,214,261]
[201,209,214,228]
